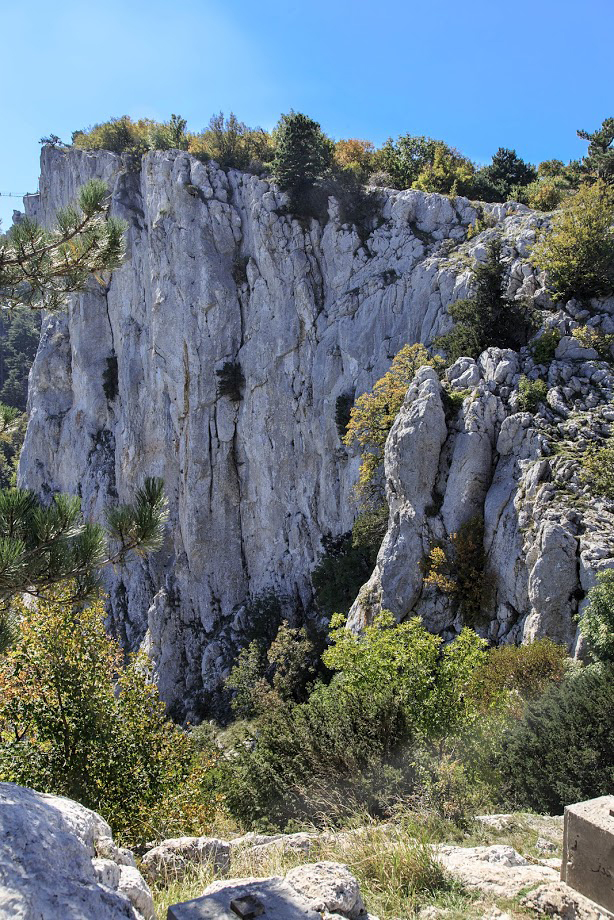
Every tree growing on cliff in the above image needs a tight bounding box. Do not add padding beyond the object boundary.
[272,112,333,208]
[531,181,614,302]
[343,344,443,506]
[0,179,125,312]
[436,238,535,361]
[578,117,614,185]
[0,478,168,652]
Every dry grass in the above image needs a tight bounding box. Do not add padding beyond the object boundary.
[149,810,563,919]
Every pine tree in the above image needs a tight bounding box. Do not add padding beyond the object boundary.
[436,238,535,361]
[0,478,168,652]
[272,112,332,207]
[577,117,614,185]
[0,179,125,311]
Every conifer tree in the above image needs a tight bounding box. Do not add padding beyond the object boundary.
[0,179,125,311]
[578,117,614,185]
[0,478,168,652]
[436,238,535,361]
[272,112,332,207]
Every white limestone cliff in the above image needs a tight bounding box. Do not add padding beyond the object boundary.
[19,146,614,716]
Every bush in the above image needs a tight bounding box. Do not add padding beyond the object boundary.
[473,639,568,709]
[226,621,320,719]
[412,143,475,197]
[72,116,153,154]
[497,665,614,813]
[580,437,614,500]
[189,112,273,172]
[312,531,377,616]
[516,376,548,412]
[572,324,614,360]
[0,583,214,845]
[436,238,535,362]
[343,344,443,506]
[580,570,614,663]
[216,360,245,401]
[530,328,561,365]
[220,614,488,828]
[531,181,614,302]
[424,515,491,626]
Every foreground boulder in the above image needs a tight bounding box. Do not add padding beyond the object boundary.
[168,861,375,920]
[0,783,154,920]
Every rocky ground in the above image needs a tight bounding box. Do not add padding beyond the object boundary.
[4,781,612,919]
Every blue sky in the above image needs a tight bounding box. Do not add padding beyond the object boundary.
[1,0,612,227]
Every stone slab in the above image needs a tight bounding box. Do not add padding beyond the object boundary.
[562,795,614,913]
[167,877,321,920]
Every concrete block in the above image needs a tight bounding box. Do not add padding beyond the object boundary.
[562,795,614,913]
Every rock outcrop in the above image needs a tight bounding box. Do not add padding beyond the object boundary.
[0,782,154,920]
[20,146,614,714]
[168,861,372,920]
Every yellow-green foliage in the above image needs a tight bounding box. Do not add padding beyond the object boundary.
[473,639,568,710]
[581,437,614,500]
[72,116,157,153]
[413,143,475,196]
[516,376,548,412]
[524,178,570,211]
[334,138,376,183]
[424,516,491,625]
[343,344,443,504]
[572,324,614,360]
[0,405,26,488]
[0,583,217,845]
[531,180,614,302]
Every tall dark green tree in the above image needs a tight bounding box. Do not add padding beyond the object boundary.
[272,112,333,208]
[473,148,537,202]
[436,238,534,361]
[578,117,614,185]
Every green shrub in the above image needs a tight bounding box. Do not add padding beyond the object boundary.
[0,583,214,845]
[312,531,376,616]
[226,621,320,719]
[189,112,274,172]
[473,639,568,708]
[220,614,489,828]
[497,665,614,813]
[343,344,442,506]
[516,376,548,412]
[436,239,535,362]
[572,324,614,360]
[216,360,245,401]
[531,181,614,302]
[580,437,614,499]
[72,116,153,154]
[580,570,614,663]
[424,515,492,626]
[530,328,561,365]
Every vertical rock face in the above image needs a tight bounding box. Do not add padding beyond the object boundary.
[20,147,614,716]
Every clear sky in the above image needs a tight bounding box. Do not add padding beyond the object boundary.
[1,0,612,227]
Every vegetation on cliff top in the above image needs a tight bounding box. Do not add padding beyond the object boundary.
[64,112,613,209]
